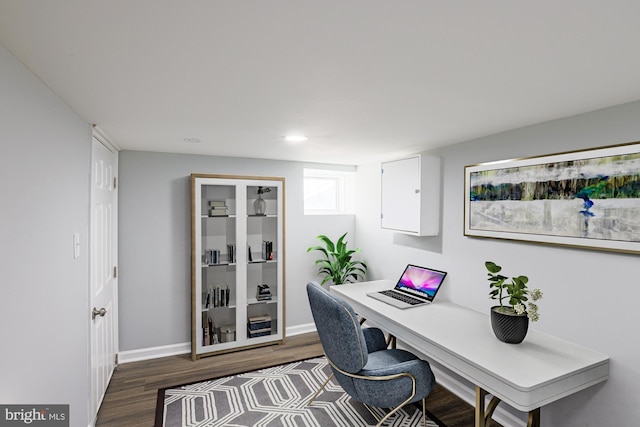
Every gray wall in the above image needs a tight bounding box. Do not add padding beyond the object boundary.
[3,30,639,425]
[355,101,640,426]
[0,43,92,426]
[118,151,356,351]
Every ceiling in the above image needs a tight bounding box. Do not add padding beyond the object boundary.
[2,1,640,165]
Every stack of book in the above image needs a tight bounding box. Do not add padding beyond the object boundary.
[256,284,272,301]
[208,200,228,216]
[247,314,272,338]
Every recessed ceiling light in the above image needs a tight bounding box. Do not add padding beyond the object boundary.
[184,137,201,144]
[284,135,308,143]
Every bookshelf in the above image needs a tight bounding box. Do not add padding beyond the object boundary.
[191,174,285,359]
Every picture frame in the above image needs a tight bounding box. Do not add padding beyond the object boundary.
[464,141,640,254]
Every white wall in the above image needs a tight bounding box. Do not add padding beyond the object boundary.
[117,151,356,351]
[355,101,640,426]
[0,43,92,426]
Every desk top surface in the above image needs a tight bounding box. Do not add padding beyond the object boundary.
[331,280,609,410]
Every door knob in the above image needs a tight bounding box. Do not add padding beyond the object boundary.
[92,307,107,319]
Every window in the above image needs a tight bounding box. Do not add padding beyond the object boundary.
[304,168,355,214]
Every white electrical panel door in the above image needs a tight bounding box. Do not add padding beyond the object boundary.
[381,154,440,236]
[381,156,421,233]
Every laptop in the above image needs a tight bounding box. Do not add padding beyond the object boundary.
[367,264,447,309]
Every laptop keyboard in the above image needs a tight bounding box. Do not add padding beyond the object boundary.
[379,290,424,305]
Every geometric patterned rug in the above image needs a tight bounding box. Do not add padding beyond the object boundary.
[155,357,445,427]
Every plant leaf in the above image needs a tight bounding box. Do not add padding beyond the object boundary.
[485,261,501,273]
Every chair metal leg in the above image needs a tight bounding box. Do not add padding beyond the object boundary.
[375,394,416,426]
[306,372,334,406]
[423,397,427,427]
[323,357,420,427]
[361,398,427,427]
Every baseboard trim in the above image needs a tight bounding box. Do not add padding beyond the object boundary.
[118,342,191,364]
[284,322,317,337]
[118,323,318,364]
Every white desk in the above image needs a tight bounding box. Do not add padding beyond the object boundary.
[331,280,609,427]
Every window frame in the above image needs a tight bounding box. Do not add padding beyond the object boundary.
[303,168,354,215]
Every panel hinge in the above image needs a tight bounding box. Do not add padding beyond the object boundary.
[113,266,118,278]
[113,177,117,189]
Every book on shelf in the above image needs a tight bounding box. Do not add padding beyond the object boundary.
[248,321,271,331]
[210,317,218,344]
[248,314,272,333]
[208,200,228,216]
[204,249,223,265]
[227,243,236,263]
[202,314,219,345]
[248,327,272,338]
[248,313,271,336]
[205,246,236,264]
[262,240,273,261]
[248,314,271,323]
[203,315,209,346]
[256,284,272,301]
[205,285,231,308]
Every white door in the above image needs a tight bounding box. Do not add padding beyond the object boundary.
[90,136,118,420]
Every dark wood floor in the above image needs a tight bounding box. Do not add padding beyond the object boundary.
[96,332,501,426]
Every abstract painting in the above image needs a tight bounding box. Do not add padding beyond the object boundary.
[464,142,640,253]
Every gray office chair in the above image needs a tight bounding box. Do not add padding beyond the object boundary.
[306,281,436,426]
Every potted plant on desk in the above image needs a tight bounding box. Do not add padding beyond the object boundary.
[485,261,543,344]
[307,232,367,286]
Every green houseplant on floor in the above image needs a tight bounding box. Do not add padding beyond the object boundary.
[307,232,367,285]
[485,261,543,343]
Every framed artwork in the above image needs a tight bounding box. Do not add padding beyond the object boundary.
[464,142,640,254]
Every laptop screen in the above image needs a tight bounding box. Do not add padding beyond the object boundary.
[395,264,447,301]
